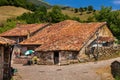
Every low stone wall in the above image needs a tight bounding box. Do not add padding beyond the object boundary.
[83,46,120,61]
[13,57,31,64]
[59,51,79,65]
[37,52,54,65]
[36,51,79,65]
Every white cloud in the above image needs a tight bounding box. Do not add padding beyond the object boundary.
[113,0,120,4]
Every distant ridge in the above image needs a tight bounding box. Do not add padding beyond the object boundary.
[27,0,52,8]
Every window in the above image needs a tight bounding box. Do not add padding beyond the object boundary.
[27,46,34,50]
[19,37,24,42]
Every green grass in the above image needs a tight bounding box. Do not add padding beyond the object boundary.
[62,10,96,21]
[0,19,16,33]
[48,8,97,21]
[115,76,120,80]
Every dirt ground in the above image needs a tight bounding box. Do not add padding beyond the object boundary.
[11,57,120,80]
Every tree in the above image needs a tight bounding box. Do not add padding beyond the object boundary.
[47,6,66,23]
[26,2,36,11]
[0,0,8,6]
[0,0,36,11]
[79,7,83,15]
[87,5,94,14]
[74,8,79,13]
[35,6,48,22]
[87,5,94,11]
[94,6,112,22]
[35,6,47,15]
[84,7,87,11]
[94,6,120,39]
[72,17,81,22]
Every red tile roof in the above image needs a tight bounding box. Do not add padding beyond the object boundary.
[0,23,47,37]
[0,37,15,45]
[20,20,107,51]
[98,36,114,43]
[20,20,73,45]
[35,20,107,51]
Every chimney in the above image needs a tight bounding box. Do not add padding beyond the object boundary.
[27,30,30,39]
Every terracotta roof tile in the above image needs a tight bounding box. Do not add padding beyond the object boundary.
[35,20,107,51]
[98,36,114,43]
[0,37,15,45]
[0,23,47,37]
[20,20,74,45]
[20,20,107,51]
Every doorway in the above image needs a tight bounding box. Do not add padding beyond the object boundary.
[54,51,59,64]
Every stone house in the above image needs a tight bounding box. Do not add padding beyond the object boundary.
[20,20,114,65]
[0,23,49,43]
[0,37,15,80]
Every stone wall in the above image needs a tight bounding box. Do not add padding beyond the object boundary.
[13,57,31,64]
[59,51,79,65]
[78,25,114,62]
[37,51,79,65]
[0,46,4,80]
[3,46,13,80]
[37,52,54,65]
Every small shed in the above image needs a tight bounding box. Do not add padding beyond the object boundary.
[0,37,15,80]
[0,23,49,56]
[0,23,48,43]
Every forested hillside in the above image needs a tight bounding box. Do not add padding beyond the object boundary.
[27,0,52,8]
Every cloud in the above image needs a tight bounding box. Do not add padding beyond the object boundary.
[113,0,120,4]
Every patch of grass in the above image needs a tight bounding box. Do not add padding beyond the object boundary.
[95,66,114,80]
[0,19,16,33]
[96,66,111,74]
[62,10,95,21]
[115,76,120,80]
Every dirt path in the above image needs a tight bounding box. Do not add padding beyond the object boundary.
[12,57,120,80]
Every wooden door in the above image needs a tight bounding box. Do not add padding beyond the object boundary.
[54,51,59,64]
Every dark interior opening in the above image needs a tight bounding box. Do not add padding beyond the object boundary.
[54,51,59,64]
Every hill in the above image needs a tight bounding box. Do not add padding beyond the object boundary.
[48,8,97,21]
[27,0,52,8]
[62,9,95,21]
[0,6,30,24]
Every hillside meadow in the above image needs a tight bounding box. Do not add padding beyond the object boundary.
[48,8,97,21]
[0,6,30,24]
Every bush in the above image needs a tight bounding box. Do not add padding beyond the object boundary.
[0,18,16,33]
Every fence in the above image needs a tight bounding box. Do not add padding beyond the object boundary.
[86,45,120,60]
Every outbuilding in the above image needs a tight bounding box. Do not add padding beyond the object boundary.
[0,37,15,80]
